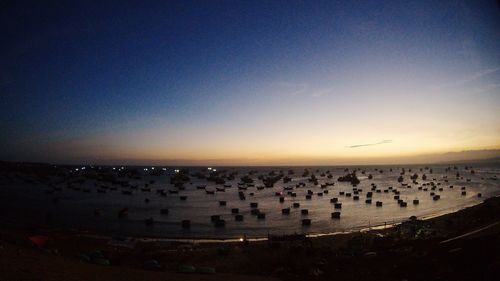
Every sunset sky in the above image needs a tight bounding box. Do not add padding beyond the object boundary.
[1,0,500,165]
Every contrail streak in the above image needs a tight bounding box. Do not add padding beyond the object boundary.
[347,140,392,148]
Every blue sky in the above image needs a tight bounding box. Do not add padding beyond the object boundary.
[1,0,499,164]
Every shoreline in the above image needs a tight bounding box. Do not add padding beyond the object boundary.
[1,161,497,245]
[1,194,499,281]
[2,195,493,245]
[69,197,491,244]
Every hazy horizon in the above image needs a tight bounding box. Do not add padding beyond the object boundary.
[4,148,499,167]
[1,1,499,165]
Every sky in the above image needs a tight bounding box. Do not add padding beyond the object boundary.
[1,0,500,165]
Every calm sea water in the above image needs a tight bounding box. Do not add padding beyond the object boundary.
[1,164,499,239]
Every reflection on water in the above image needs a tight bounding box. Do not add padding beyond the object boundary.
[0,164,499,239]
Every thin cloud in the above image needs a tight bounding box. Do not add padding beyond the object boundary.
[271,81,308,96]
[311,88,334,98]
[472,83,500,95]
[347,139,392,148]
[270,81,336,98]
[433,67,500,90]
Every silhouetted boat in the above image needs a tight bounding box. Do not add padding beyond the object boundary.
[181,220,190,228]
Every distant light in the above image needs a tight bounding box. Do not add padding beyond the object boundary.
[112,167,116,170]
[208,167,212,170]
[151,167,155,170]
[239,238,244,242]
[162,168,167,171]
[75,168,79,171]
[174,169,179,173]
[213,169,217,172]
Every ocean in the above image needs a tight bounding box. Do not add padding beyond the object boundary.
[0,163,499,239]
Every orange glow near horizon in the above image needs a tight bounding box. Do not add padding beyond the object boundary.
[2,1,500,166]
[36,117,500,165]
[27,71,497,165]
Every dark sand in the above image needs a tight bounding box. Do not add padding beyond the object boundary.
[1,196,500,281]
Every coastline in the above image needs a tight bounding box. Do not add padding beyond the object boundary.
[1,194,499,281]
[66,197,491,244]
[1,195,497,244]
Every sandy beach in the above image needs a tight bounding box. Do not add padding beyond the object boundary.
[1,195,499,281]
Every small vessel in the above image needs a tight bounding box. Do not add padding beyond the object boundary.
[181,220,191,229]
